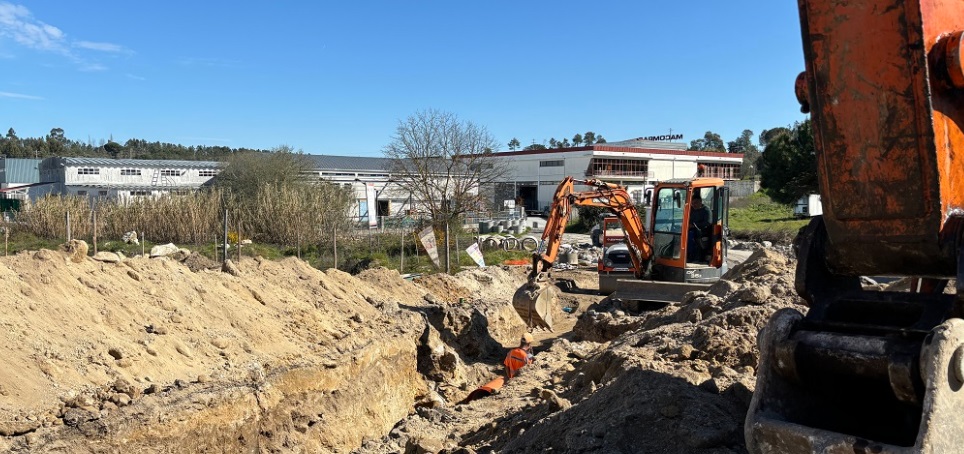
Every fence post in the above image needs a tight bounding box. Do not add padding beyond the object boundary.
[400,225,405,274]
[65,211,71,242]
[332,224,338,270]
[455,231,460,271]
[92,208,98,255]
[236,218,241,263]
[222,208,228,265]
[444,220,451,274]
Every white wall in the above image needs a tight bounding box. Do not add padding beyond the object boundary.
[64,165,218,187]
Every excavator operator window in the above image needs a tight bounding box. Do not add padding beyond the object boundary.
[652,187,684,259]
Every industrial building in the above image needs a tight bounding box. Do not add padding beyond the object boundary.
[490,138,745,213]
[0,136,745,222]
[34,157,223,201]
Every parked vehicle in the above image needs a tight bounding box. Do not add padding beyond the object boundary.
[793,193,823,218]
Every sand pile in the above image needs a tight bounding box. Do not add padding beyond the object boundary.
[0,248,534,453]
[358,248,807,453]
[1,241,807,453]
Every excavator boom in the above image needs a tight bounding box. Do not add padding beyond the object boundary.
[513,177,654,330]
[746,1,964,452]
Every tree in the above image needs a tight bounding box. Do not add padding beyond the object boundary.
[104,141,124,159]
[727,129,762,179]
[213,145,314,201]
[759,120,818,204]
[523,143,547,151]
[688,131,726,152]
[759,127,789,148]
[583,131,596,145]
[572,133,584,146]
[45,127,66,156]
[1,128,24,157]
[383,109,509,272]
[549,138,559,148]
[507,138,521,151]
[595,135,606,144]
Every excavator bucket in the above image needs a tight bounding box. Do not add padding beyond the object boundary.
[512,278,554,331]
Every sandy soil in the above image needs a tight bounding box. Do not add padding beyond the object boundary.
[0,240,806,454]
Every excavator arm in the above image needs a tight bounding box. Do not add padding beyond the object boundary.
[532,177,653,278]
[513,176,653,331]
[746,1,964,452]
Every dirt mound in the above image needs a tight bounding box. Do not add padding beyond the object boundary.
[414,273,472,302]
[0,251,442,453]
[3,243,807,453]
[180,251,220,272]
[359,248,806,453]
[574,248,799,343]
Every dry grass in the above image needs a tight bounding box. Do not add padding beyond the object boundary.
[15,184,354,246]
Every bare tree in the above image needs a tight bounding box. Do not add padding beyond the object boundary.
[384,109,509,272]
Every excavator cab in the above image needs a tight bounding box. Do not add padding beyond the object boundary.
[650,179,729,283]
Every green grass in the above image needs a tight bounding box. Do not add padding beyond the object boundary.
[728,192,809,243]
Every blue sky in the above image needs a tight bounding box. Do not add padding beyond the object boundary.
[0,1,808,156]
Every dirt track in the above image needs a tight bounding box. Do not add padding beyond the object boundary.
[0,242,804,453]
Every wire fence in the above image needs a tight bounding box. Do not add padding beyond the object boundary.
[0,203,539,275]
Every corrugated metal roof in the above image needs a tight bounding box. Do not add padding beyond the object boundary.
[307,155,393,172]
[63,157,223,168]
[0,158,41,183]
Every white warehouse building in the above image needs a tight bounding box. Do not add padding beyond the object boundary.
[491,138,745,213]
[36,157,223,201]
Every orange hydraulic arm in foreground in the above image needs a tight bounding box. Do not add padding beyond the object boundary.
[532,177,653,277]
[746,1,964,452]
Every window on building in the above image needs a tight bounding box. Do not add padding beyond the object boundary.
[76,190,87,196]
[78,168,100,175]
[160,170,181,177]
[98,191,108,196]
[587,158,649,177]
[130,190,150,196]
[539,160,564,167]
[120,169,141,176]
[698,163,742,179]
[199,169,219,177]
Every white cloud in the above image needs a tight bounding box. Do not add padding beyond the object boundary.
[0,90,42,100]
[75,40,127,53]
[78,62,107,72]
[0,2,132,70]
[0,2,67,53]
[125,73,146,81]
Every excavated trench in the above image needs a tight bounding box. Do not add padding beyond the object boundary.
[0,248,530,453]
[0,244,818,453]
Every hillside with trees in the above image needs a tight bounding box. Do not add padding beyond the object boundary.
[0,127,268,161]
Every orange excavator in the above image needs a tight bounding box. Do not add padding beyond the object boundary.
[746,1,964,452]
[512,176,730,330]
